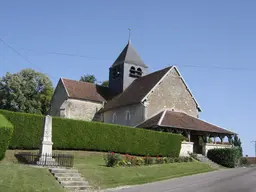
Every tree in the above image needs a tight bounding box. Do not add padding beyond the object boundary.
[80,74,97,83]
[0,68,54,114]
[233,135,243,156]
[101,80,109,87]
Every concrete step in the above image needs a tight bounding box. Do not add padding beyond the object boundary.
[50,168,78,174]
[57,176,84,181]
[60,180,89,187]
[65,185,90,191]
[53,172,80,177]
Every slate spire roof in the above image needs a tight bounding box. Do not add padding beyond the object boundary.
[111,41,148,68]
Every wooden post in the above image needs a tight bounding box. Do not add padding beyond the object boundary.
[219,135,225,144]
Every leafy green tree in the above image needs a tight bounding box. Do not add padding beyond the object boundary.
[0,69,53,114]
[80,74,97,83]
[233,135,243,156]
[101,80,109,87]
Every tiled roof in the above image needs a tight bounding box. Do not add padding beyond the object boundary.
[61,78,114,102]
[137,110,235,135]
[101,66,172,111]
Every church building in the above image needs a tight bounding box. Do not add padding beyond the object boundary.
[49,40,235,155]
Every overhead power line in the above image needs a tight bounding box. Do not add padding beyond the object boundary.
[18,47,256,71]
[0,37,57,81]
[19,47,110,60]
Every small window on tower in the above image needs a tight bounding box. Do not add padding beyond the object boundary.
[129,66,136,77]
[136,68,142,76]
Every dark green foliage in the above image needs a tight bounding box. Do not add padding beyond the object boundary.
[0,110,44,149]
[240,157,250,166]
[144,156,154,165]
[0,114,13,160]
[80,74,97,83]
[0,110,184,157]
[104,152,121,167]
[52,117,184,156]
[0,69,53,114]
[233,135,243,157]
[207,148,240,168]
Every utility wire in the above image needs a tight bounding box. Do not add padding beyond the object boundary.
[0,37,57,81]
[19,47,111,61]
[18,47,256,71]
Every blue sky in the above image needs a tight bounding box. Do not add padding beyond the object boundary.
[0,0,255,156]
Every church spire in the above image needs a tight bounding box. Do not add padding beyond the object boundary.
[111,40,148,68]
[128,28,131,43]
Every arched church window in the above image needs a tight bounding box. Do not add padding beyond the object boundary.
[112,113,117,123]
[136,68,142,76]
[125,111,131,121]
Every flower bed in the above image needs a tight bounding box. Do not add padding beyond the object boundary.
[104,152,193,167]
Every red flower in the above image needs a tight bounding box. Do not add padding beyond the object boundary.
[111,152,115,155]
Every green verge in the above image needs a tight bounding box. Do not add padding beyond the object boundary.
[0,163,64,192]
[73,151,215,189]
[0,114,13,160]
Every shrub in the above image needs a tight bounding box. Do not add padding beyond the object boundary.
[144,156,154,165]
[104,152,121,167]
[163,157,168,163]
[240,157,250,166]
[207,148,240,168]
[0,110,184,156]
[169,157,174,163]
[0,114,13,160]
[155,156,165,164]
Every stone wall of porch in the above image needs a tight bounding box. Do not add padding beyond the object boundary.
[152,127,234,156]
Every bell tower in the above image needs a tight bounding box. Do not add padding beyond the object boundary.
[109,41,148,95]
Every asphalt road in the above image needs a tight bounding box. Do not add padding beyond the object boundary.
[106,167,256,192]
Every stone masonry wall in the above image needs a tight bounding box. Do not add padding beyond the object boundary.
[103,104,145,127]
[48,80,68,117]
[146,67,199,118]
[63,99,103,121]
[180,141,194,157]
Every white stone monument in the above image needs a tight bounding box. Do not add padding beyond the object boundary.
[37,115,56,166]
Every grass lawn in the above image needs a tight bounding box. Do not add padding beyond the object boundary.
[0,163,64,192]
[2,150,215,190]
[72,151,215,189]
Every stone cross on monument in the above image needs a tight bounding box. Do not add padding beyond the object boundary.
[37,115,56,166]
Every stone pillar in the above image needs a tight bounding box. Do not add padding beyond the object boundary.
[37,115,55,165]
[214,137,216,144]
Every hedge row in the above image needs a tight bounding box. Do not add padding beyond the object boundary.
[0,110,184,157]
[0,110,44,149]
[0,114,13,160]
[207,148,240,168]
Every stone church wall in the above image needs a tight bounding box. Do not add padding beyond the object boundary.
[61,99,103,121]
[103,104,145,127]
[146,68,199,119]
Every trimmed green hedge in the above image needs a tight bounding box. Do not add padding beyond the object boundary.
[0,110,184,157]
[0,114,13,160]
[207,148,240,168]
[0,110,44,149]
